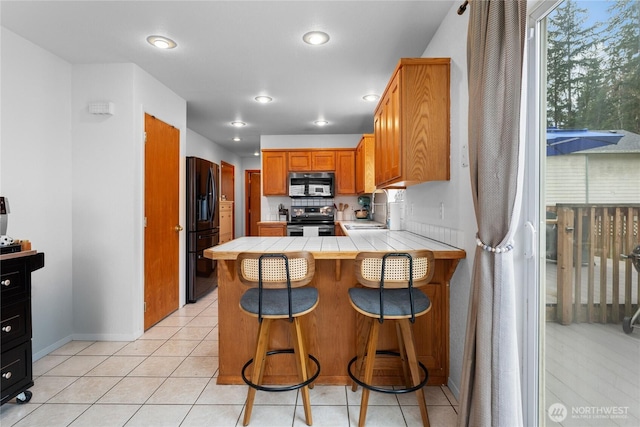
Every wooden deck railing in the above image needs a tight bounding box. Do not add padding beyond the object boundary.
[548,204,640,325]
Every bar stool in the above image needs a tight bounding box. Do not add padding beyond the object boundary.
[347,250,435,427]
[236,251,320,426]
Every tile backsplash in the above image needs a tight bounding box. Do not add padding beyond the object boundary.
[405,220,466,249]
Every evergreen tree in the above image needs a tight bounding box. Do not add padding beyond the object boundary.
[546,0,600,129]
[604,0,640,133]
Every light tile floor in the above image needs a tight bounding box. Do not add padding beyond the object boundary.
[1,288,458,426]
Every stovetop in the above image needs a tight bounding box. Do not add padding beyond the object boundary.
[288,206,334,224]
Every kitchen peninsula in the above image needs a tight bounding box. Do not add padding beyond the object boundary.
[204,229,465,386]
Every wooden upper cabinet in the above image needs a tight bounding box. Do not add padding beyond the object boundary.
[356,134,376,194]
[335,150,356,195]
[289,150,336,171]
[311,151,336,171]
[288,151,312,171]
[374,58,450,188]
[262,151,288,195]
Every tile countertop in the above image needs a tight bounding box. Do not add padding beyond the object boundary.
[204,228,465,261]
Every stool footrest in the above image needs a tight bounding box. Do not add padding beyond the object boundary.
[347,350,429,394]
[242,349,321,392]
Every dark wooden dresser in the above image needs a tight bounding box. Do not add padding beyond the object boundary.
[1,251,44,405]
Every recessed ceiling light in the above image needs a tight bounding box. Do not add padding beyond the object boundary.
[363,94,380,102]
[232,137,242,142]
[146,35,177,49]
[254,151,260,156]
[254,96,273,103]
[314,120,329,127]
[231,121,246,127]
[303,31,330,45]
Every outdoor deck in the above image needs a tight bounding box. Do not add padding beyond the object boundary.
[545,321,640,426]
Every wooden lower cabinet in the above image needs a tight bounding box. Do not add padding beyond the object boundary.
[213,257,455,386]
[257,222,287,236]
[219,201,233,243]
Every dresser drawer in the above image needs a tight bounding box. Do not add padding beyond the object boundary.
[0,267,27,302]
[1,341,33,404]
[1,301,31,347]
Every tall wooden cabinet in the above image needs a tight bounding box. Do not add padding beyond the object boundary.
[374,58,450,188]
[219,201,234,244]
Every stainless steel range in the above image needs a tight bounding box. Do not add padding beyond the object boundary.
[287,206,335,236]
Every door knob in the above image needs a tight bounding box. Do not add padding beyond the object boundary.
[175,225,183,232]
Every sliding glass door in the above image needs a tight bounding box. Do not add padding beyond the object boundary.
[527,1,639,425]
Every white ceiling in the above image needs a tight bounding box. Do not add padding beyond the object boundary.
[1,1,455,157]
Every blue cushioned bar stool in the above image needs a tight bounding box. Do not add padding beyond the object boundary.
[348,250,435,427]
[236,251,320,426]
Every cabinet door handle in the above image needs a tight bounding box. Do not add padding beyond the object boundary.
[2,372,11,379]
[1,279,10,286]
[2,325,11,333]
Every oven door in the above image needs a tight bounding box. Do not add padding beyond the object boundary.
[287,224,335,237]
[287,225,304,236]
[318,225,335,236]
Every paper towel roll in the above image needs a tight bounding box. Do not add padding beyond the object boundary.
[388,203,402,230]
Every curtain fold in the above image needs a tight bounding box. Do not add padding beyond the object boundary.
[457,1,528,426]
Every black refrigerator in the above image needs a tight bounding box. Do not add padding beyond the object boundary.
[186,157,220,303]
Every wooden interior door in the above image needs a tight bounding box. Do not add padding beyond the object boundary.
[245,170,261,236]
[144,113,180,330]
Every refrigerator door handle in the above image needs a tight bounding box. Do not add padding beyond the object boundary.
[207,167,215,222]
[198,233,217,240]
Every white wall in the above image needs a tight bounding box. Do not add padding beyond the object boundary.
[411,4,474,398]
[2,28,190,356]
[70,63,187,342]
[1,28,74,357]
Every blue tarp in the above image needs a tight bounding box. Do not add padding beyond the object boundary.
[547,128,623,156]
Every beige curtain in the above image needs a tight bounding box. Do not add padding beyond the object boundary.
[457,1,527,426]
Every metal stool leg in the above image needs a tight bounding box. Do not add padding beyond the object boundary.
[398,319,430,427]
[243,319,272,426]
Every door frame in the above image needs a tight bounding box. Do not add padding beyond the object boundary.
[523,3,555,426]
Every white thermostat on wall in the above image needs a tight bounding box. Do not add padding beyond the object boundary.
[88,102,115,115]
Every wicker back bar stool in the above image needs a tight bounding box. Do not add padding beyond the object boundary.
[348,250,435,427]
[236,251,320,426]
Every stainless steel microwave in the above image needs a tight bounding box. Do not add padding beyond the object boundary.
[288,172,334,198]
